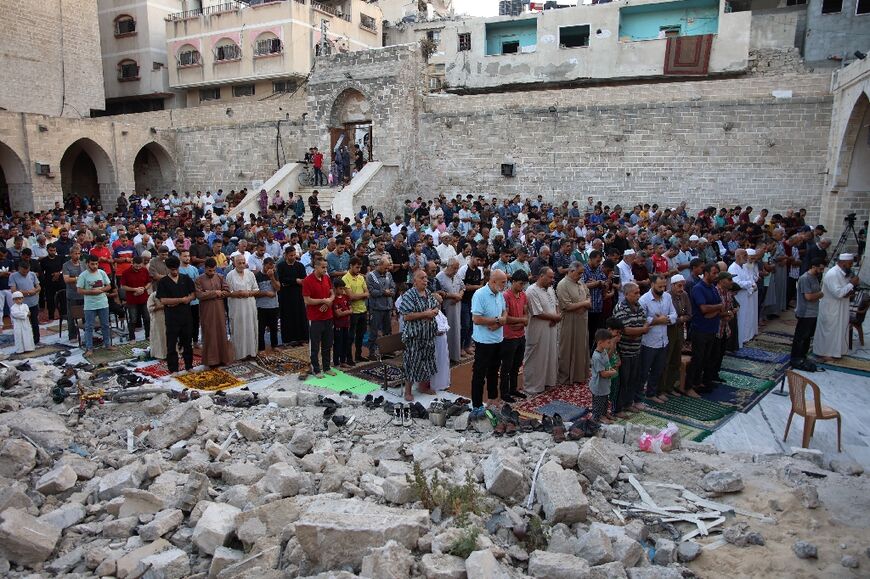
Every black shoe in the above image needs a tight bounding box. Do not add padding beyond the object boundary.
[510,391,527,399]
[323,406,337,419]
[501,394,517,404]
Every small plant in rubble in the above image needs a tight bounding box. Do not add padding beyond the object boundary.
[408,462,488,524]
[447,525,480,559]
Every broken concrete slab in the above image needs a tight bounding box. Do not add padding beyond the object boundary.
[0,508,61,566]
[383,476,420,505]
[528,550,592,579]
[98,463,144,500]
[236,419,264,441]
[119,488,165,518]
[222,462,265,485]
[0,408,73,450]
[35,463,77,495]
[209,546,244,579]
[295,498,429,570]
[482,449,528,501]
[465,549,509,579]
[114,538,172,579]
[577,438,621,484]
[259,462,301,498]
[146,405,202,450]
[360,540,415,579]
[192,502,242,555]
[419,552,467,579]
[575,527,615,566]
[234,498,302,549]
[39,503,86,531]
[0,438,37,478]
[701,470,744,493]
[139,547,190,579]
[536,460,588,524]
[139,509,184,542]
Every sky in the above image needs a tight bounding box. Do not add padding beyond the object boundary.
[453,0,500,16]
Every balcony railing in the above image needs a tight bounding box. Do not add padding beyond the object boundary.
[167,0,248,21]
[360,13,377,32]
[312,2,352,22]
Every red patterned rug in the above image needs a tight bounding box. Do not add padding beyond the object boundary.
[137,356,203,378]
[514,382,593,416]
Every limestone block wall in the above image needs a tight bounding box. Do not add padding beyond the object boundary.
[0,0,105,118]
[415,73,833,223]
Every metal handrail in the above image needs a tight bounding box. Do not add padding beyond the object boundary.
[312,1,351,22]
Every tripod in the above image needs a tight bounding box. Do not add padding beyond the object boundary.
[829,217,861,267]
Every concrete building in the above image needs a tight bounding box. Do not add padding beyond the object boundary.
[164,0,383,107]
[0,0,105,118]
[441,0,752,91]
[98,0,187,115]
[378,0,453,24]
[804,0,870,63]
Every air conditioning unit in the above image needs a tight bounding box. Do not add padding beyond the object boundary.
[35,162,53,177]
[501,163,515,178]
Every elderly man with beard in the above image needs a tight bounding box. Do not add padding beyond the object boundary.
[556,261,592,386]
[814,254,861,361]
[195,258,235,367]
[523,267,561,395]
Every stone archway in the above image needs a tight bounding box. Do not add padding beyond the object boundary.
[328,88,373,162]
[60,138,116,210]
[826,93,870,246]
[832,93,869,190]
[134,142,176,195]
[0,141,31,213]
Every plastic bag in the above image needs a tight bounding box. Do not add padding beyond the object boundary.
[638,422,679,453]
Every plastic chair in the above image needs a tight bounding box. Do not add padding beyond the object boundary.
[783,370,841,452]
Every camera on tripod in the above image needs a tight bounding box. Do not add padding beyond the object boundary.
[845,212,857,225]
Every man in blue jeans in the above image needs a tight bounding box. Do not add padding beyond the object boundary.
[77,254,113,357]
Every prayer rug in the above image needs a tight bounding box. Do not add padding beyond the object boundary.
[619,411,711,443]
[813,355,870,377]
[304,370,380,395]
[0,334,14,345]
[514,383,593,416]
[223,361,275,383]
[8,343,67,360]
[730,347,790,365]
[85,341,150,365]
[177,369,244,392]
[283,344,311,361]
[718,371,776,393]
[754,332,794,345]
[536,401,589,422]
[351,364,406,388]
[744,338,792,354]
[136,356,203,378]
[644,395,733,422]
[720,356,788,380]
[254,350,309,375]
[701,384,768,414]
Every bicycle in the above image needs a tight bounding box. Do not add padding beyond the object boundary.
[298,163,314,187]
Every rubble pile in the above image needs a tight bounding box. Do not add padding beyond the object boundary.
[0,359,868,578]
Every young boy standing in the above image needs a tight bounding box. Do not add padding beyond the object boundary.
[590,328,619,424]
[605,317,625,419]
[332,279,353,368]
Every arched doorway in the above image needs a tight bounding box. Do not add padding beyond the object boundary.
[134,142,175,195]
[60,138,115,210]
[329,88,373,162]
[0,141,31,214]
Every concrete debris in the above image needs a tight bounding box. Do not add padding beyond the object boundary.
[701,470,744,493]
[0,508,61,565]
[792,540,818,559]
[0,355,868,578]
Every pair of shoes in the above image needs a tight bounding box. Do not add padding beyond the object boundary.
[410,401,428,419]
[315,395,340,408]
[510,390,527,399]
[552,413,567,443]
[469,406,486,420]
[363,394,384,409]
[338,390,357,399]
[391,405,412,427]
[500,394,517,404]
[332,414,355,427]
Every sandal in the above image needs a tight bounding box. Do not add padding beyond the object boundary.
[541,415,554,433]
[493,421,507,437]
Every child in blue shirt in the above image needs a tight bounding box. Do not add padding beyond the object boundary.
[590,328,619,423]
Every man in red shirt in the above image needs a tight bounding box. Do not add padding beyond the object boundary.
[499,269,530,403]
[302,256,335,378]
[113,233,136,280]
[312,147,325,187]
[90,235,114,278]
[120,256,151,341]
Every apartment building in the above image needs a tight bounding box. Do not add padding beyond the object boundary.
[441,0,753,91]
[165,0,383,106]
[98,0,187,114]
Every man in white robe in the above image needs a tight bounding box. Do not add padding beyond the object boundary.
[813,254,860,360]
[728,249,758,348]
[226,254,259,360]
[616,249,636,303]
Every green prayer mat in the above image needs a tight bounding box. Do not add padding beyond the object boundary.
[720,356,786,380]
[85,340,150,365]
[304,370,380,395]
[719,371,775,393]
[745,338,792,354]
[644,394,733,422]
[620,411,711,443]
[7,343,67,360]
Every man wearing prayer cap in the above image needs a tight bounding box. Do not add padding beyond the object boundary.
[728,248,759,348]
[813,254,860,360]
[616,249,636,303]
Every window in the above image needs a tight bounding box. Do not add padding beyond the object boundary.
[178,47,201,67]
[232,84,255,97]
[858,0,869,14]
[785,0,806,5]
[360,13,377,31]
[114,15,136,36]
[118,59,139,81]
[255,36,282,56]
[214,41,241,62]
[821,0,842,13]
[273,80,297,93]
[502,40,519,54]
[427,30,441,45]
[559,25,590,48]
[660,25,681,37]
[199,88,221,102]
[458,32,471,51]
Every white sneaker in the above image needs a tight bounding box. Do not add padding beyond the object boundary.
[392,406,403,427]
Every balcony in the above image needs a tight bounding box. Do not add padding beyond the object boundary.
[166,1,248,21]
[313,1,352,22]
[360,13,377,33]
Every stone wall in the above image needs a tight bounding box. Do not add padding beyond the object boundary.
[0,1,105,118]
[415,73,833,222]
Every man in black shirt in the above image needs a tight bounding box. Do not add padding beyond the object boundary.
[41,243,66,320]
[387,233,410,294]
[156,256,196,373]
[460,252,485,355]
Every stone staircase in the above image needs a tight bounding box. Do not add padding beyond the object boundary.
[295,185,338,220]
